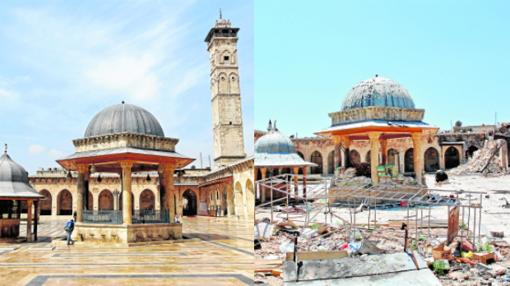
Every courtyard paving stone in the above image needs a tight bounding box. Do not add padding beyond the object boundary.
[0,216,254,286]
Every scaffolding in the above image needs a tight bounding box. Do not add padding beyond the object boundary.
[255,173,486,252]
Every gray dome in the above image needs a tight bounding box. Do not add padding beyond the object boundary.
[84,103,164,138]
[0,153,29,184]
[342,76,415,110]
[255,130,296,154]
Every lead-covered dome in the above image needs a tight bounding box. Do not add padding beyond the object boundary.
[84,102,164,138]
[0,153,29,184]
[342,75,415,110]
[255,130,295,154]
[0,149,42,198]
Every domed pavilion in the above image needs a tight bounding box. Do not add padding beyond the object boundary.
[255,121,315,202]
[57,102,193,244]
[0,145,43,241]
[317,75,438,184]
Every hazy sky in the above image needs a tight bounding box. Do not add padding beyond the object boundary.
[255,0,509,137]
[0,0,253,173]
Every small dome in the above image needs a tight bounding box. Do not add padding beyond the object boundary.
[342,76,415,110]
[84,103,164,138]
[255,129,296,154]
[0,153,29,184]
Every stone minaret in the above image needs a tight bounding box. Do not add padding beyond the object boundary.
[205,14,246,167]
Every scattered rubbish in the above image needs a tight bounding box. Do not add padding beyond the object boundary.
[433,259,450,275]
[490,231,505,238]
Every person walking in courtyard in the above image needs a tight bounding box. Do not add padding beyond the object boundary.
[64,217,75,246]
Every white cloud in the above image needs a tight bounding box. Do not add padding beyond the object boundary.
[28,144,46,154]
[85,54,161,100]
[28,144,64,158]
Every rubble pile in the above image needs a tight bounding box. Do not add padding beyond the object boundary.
[255,214,510,285]
[450,139,508,176]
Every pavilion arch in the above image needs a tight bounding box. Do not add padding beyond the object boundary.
[182,189,197,216]
[349,150,361,166]
[387,149,400,172]
[57,189,73,216]
[404,148,414,173]
[466,145,479,159]
[98,189,114,210]
[424,147,440,172]
[445,146,460,169]
[327,150,335,174]
[139,189,155,211]
[87,191,93,210]
[310,151,323,174]
[365,151,371,166]
[39,189,52,215]
[234,181,244,216]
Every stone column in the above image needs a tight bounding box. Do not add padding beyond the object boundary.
[121,161,133,224]
[34,200,39,241]
[113,190,120,211]
[260,168,267,203]
[412,132,424,185]
[380,138,388,165]
[439,146,446,170]
[76,164,88,223]
[368,132,382,184]
[292,167,299,196]
[159,164,176,223]
[26,199,32,242]
[340,136,351,168]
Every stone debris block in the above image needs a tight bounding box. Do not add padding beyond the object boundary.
[283,252,417,282]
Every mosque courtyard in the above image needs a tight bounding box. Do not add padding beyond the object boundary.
[0,216,254,286]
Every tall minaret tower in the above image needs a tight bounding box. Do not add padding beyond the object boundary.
[205,13,246,167]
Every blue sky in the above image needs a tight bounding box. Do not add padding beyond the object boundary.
[0,1,253,173]
[254,0,510,137]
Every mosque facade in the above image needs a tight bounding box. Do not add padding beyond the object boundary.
[29,16,254,221]
[255,76,508,180]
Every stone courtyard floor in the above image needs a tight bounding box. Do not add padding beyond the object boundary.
[0,216,254,286]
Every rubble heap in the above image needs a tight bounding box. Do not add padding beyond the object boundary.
[450,139,508,176]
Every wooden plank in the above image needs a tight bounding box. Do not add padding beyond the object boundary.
[447,206,460,244]
[285,250,348,261]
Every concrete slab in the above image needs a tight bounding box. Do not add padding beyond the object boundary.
[284,252,417,282]
[286,268,442,286]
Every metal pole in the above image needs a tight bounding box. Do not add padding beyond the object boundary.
[286,175,289,221]
[473,204,477,245]
[270,176,273,222]
[467,196,471,242]
[407,204,410,227]
[415,206,418,246]
[374,197,377,229]
[461,205,465,240]
[368,191,371,229]
[478,194,482,243]
[428,205,431,240]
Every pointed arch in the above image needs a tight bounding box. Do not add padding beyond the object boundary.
[310,151,323,174]
[39,189,52,215]
[98,189,113,210]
